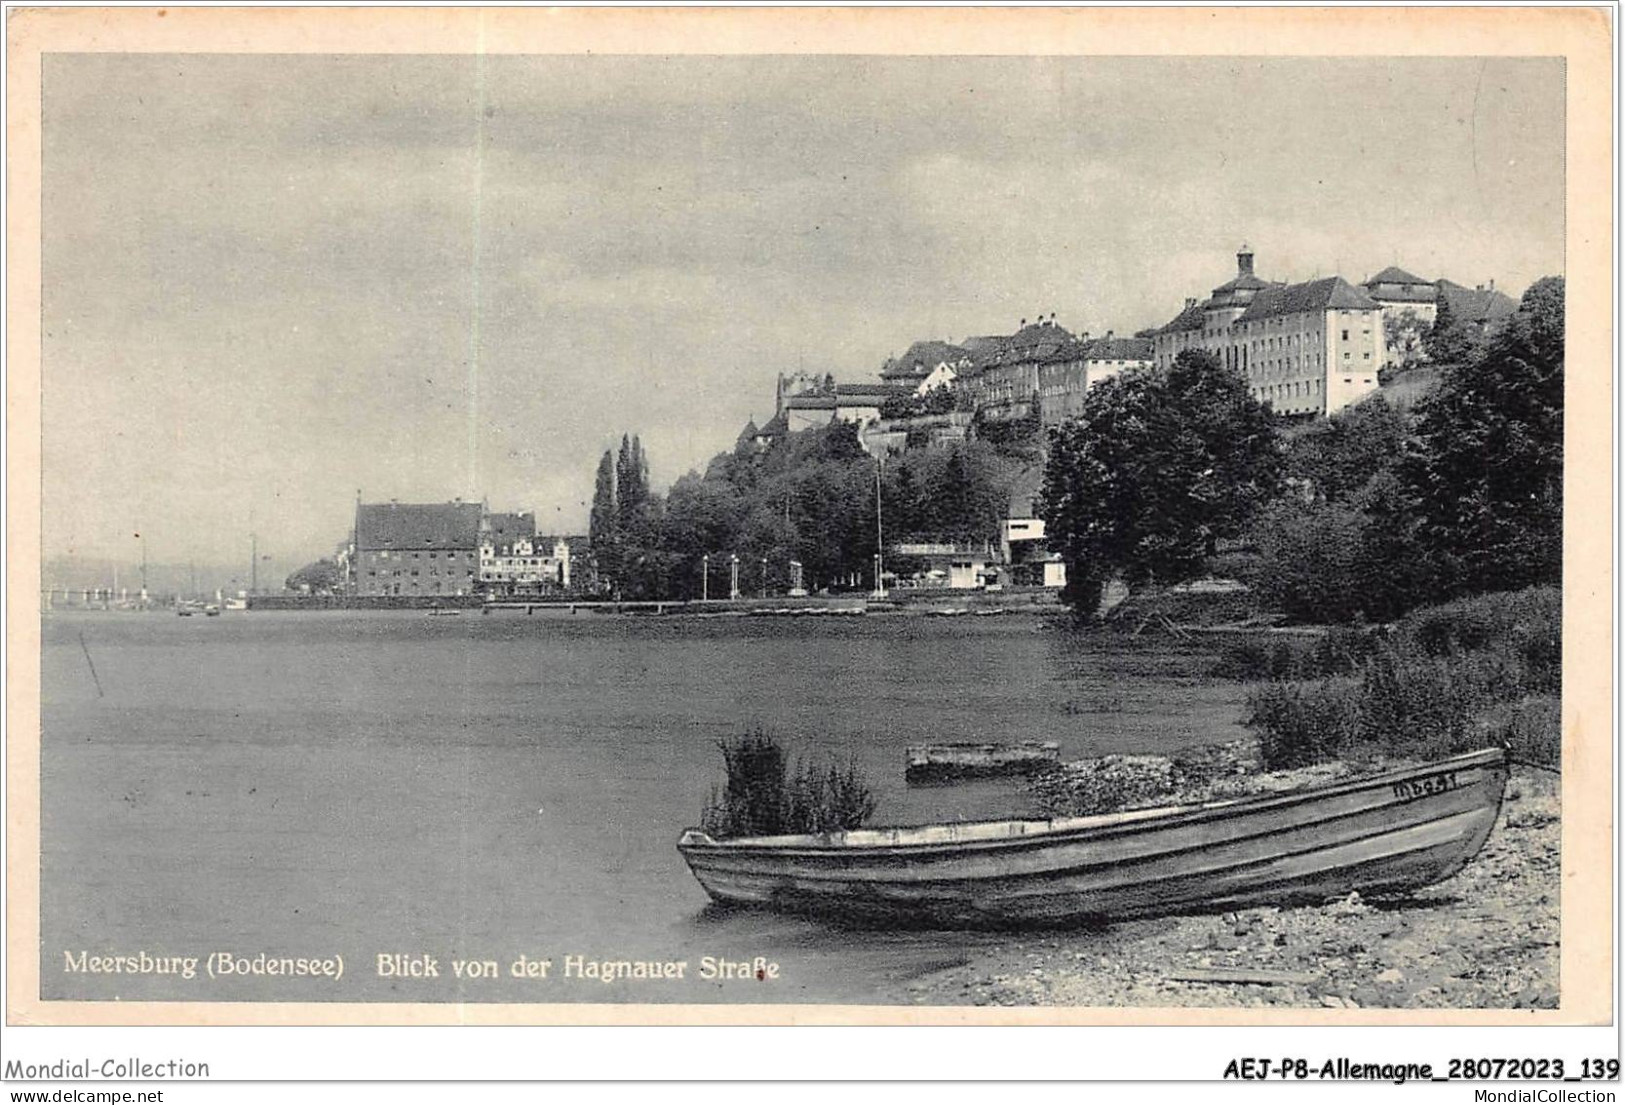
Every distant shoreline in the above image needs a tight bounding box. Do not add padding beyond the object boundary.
[228,590,1073,617]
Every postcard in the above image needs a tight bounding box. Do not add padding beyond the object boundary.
[6,6,1613,1032]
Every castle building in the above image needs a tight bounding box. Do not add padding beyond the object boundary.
[781,381,912,430]
[1433,278,1519,338]
[1362,266,1439,365]
[879,340,972,392]
[1153,248,1384,418]
[1034,333,1154,426]
[1231,277,1385,417]
[958,318,1076,422]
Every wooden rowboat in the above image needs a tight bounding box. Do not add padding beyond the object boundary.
[676,747,1508,926]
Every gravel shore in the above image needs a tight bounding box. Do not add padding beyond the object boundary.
[899,764,1558,1009]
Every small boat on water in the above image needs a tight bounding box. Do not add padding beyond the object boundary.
[677,747,1508,926]
[427,607,461,617]
[906,741,1061,783]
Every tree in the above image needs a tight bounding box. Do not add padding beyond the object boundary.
[588,449,618,591]
[1040,349,1282,613]
[1284,394,1408,505]
[662,473,746,599]
[1408,277,1564,596]
[286,558,343,594]
[1422,294,1486,366]
[616,434,649,527]
[1382,307,1427,372]
[1250,469,1430,623]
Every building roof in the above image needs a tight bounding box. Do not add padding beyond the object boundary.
[957,335,1006,358]
[482,511,535,545]
[880,340,970,381]
[834,382,912,399]
[1363,266,1437,304]
[969,321,1079,370]
[1082,335,1154,361]
[785,394,837,410]
[1157,299,1209,335]
[1236,276,1380,323]
[1435,279,1519,325]
[757,412,789,437]
[1006,320,1076,349]
[1211,272,1273,295]
[357,501,483,551]
[736,419,760,443]
[1367,265,1431,286]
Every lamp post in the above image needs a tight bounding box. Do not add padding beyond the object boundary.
[701,553,709,602]
[760,558,769,599]
[729,554,740,601]
[872,454,888,598]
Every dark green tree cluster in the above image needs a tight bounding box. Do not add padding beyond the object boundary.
[285,557,344,594]
[1041,278,1563,623]
[1410,276,1564,595]
[1250,278,1564,621]
[587,420,1021,600]
[1039,349,1282,613]
[878,387,956,420]
[588,434,666,598]
[1422,294,1488,366]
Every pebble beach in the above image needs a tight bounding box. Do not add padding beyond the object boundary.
[900,764,1559,1009]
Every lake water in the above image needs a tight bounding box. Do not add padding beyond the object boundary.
[40,609,1247,1005]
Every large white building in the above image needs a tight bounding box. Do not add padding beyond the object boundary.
[1152,248,1384,418]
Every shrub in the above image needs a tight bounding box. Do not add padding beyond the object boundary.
[1212,626,1374,682]
[1246,679,1364,769]
[1210,637,1273,680]
[1247,473,1432,625]
[1492,696,1562,770]
[1310,624,1377,676]
[1410,605,1497,657]
[1241,587,1561,771]
[1357,644,1484,762]
[700,729,876,839]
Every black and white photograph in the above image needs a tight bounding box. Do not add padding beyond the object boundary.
[8,6,1612,1048]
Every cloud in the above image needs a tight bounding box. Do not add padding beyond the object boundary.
[41,54,1565,565]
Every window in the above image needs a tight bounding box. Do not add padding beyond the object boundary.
[1341,329,1349,341]
[1363,352,1371,360]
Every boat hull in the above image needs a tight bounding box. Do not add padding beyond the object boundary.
[677,748,1508,926]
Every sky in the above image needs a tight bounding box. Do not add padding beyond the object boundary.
[41,54,1565,568]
